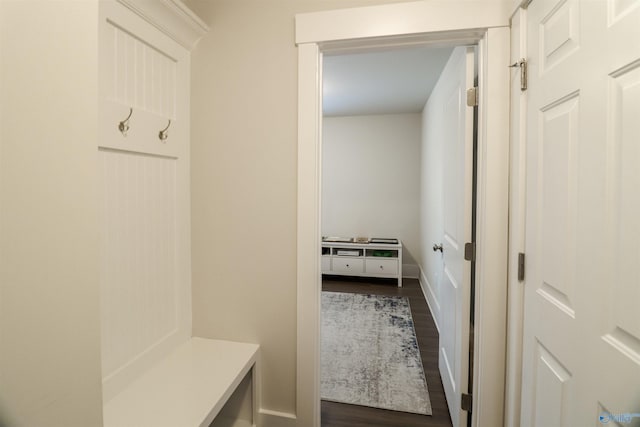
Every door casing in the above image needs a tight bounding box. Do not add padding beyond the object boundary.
[296,4,511,426]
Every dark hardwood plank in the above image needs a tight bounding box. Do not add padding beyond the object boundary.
[321,276,453,427]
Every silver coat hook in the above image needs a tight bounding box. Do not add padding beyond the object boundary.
[119,108,133,136]
[159,119,171,142]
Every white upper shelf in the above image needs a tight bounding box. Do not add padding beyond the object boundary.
[117,0,209,51]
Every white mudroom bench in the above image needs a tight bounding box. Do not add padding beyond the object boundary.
[98,3,260,427]
[103,338,260,427]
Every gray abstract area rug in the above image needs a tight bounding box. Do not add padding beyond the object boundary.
[321,291,432,415]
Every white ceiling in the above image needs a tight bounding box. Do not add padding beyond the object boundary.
[323,46,454,117]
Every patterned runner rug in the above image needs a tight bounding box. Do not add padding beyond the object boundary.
[321,291,432,415]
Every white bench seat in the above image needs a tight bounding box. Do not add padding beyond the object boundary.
[103,338,259,427]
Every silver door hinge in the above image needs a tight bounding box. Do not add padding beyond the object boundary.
[466,87,479,107]
[518,252,525,281]
[509,58,527,91]
[461,393,473,412]
[464,242,476,262]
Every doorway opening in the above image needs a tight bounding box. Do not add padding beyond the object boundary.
[319,43,477,427]
[296,7,510,426]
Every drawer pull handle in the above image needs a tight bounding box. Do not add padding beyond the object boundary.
[379,265,384,269]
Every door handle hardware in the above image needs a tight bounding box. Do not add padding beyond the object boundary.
[433,244,443,253]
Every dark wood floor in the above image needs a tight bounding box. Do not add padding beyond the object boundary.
[321,276,453,427]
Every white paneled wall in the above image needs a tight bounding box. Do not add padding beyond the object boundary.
[109,23,177,119]
[98,0,192,402]
[99,149,178,379]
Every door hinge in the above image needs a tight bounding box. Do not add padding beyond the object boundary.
[518,252,525,281]
[461,393,473,412]
[466,86,479,107]
[509,58,527,91]
[464,242,476,262]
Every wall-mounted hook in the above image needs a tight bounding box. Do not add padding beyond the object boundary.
[158,119,171,142]
[118,108,133,136]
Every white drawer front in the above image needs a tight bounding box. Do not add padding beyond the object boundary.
[321,256,331,272]
[332,258,364,274]
[365,258,398,275]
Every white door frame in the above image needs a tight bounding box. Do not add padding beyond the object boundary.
[296,3,510,426]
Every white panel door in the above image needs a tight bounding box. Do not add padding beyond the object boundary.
[521,0,640,425]
[439,46,475,427]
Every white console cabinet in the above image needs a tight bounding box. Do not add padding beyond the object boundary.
[321,240,403,287]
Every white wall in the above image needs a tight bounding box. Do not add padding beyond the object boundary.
[418,52,453,330]
[185,0,411,420]
[0,2,104,426]
[322,114,421,269]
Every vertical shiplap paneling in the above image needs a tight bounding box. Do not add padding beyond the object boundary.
[143,43,154,113]
[153,51,163,117]
[125,31,136,107]
[108,23,177,119]
[100,149,178,379]
[99,5,189,399]
[168,60,177,119]
[115,26,126,104]
[135,40,145,109]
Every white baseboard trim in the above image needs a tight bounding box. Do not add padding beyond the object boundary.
[258,408,296,427]
[402,263,420,279]
[418,267,440,333]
